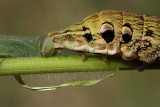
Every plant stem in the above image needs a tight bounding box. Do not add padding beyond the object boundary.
[0,55,159,76]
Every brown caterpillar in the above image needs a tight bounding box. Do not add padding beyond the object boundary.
[38,10,160,64]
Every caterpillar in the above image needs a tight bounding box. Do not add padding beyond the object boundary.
[38,10,160,65]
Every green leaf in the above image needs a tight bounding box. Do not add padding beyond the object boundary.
[0,36,38,57]
[15,73,115,91]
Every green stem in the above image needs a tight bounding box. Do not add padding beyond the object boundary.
[0,55,159,76]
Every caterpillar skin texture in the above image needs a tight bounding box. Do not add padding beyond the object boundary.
[39,10,160,63]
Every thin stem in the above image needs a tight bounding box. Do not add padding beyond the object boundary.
[0,55,159,76]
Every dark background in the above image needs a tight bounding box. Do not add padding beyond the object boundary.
[0,0,160,107]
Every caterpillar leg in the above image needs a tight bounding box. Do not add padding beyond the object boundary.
[53,48,63,56]
[102,55,107,63]
[57,49,63,55]
[80,52,86,61]
[135,63,146,72]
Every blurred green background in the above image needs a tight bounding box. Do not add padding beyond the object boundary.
[0,0,160,107]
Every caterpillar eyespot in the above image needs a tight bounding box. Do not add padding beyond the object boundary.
[100,23,115,43]
[39,10,160,64]
[121,26,132,43]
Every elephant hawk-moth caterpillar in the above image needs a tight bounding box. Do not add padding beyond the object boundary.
[38,10,160,64]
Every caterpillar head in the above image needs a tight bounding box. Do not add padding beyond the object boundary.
[38,34,54,57]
